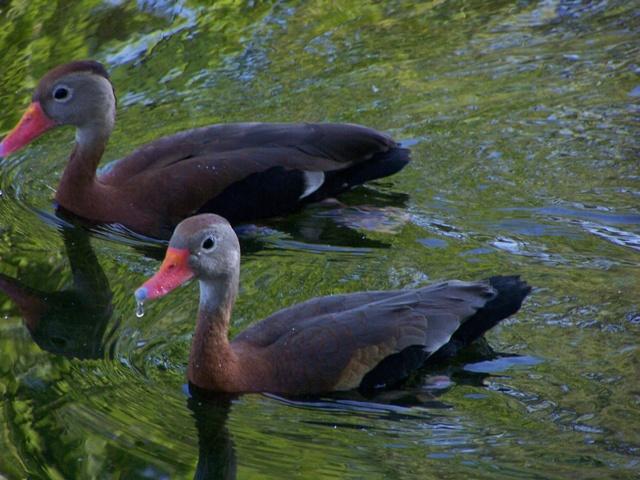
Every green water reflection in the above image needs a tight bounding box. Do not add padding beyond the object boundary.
[0,0,638,478]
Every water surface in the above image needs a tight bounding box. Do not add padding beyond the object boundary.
[0,1,638,478]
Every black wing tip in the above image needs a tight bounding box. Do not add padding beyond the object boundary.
[331,146,410,190]
[359,275,531,391]
[445,275,531,351]
[369,145,411,175]
[487,275,532,314]
[386,145,412,164]
[471,274,532,333]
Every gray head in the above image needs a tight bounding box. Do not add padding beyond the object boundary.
[0,60,116,156]
[169,214,241,282]
[135,214,240,302]
[34,60,115,131]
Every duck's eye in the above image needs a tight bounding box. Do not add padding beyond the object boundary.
[53,85,72,102]
[201,237,215,251]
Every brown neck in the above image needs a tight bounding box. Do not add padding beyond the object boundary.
[188,271,240,391]
[57,127,109,197]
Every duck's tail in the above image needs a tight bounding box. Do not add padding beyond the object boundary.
[429,275,531,363]
[304,146,411,202]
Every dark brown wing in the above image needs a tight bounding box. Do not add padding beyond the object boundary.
[235,280,498,394]
[99,122,396,185]
[98,122,406,232]
[233,290,399,347]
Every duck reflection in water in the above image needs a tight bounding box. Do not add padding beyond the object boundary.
[185,362,500,480]
[188,390,237,480]
[0,225,114,359]
[55,186,410,255]
[241,188,411,252]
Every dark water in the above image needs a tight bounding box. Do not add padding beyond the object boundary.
[0,1,638,478]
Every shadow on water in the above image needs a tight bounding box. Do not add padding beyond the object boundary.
[0,224,115,359]
[185,339,530,480]
[234,187,411,255]
[186,374,461,480]
[188,389,237,480]
[54,186,410,258]
[274,342,539,414]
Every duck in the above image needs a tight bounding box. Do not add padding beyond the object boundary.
[134,214,531,395]
[0,60,410,239]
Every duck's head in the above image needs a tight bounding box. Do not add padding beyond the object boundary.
[0,60,115,156]
[135,214,241,304]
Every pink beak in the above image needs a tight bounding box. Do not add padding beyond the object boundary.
[0,102,57,157]
[135,247,195,302]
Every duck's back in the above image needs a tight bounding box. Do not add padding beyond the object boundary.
[99,122,399,184]
[97,122,409,233]
[232,277,530,394]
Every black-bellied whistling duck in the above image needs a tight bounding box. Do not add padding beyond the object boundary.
[134,214,531,395]
[0,61,410,240]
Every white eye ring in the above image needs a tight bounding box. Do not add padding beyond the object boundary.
[53,84,73,103]
[201,236,216,251]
